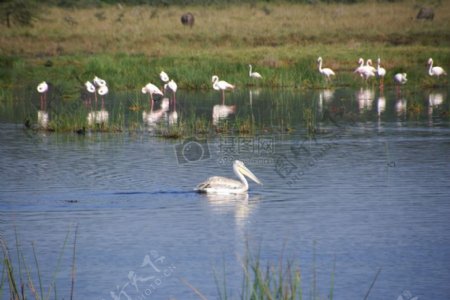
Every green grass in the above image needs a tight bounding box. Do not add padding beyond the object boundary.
[0,227,78,300]
[0,1,449,92]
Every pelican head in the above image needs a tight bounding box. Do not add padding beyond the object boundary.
[233,160,262,185]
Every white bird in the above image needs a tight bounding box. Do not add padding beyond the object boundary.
[249,64,262,79]
[164,79,178,103]
[212,75,235,103]
[93,76,107,87]
[195,160,262,194]
[85,81,96,93]
[427,58,447,78]
[394,73,407,85]
[97,85,108,109]
[394,73,407,96]
[159,71,170,83]
[37,81,48,111]
[317,57,335,82]
[142,83,164,107]
[354,58,366,76]
[376,57,386,86]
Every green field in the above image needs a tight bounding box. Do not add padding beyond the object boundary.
[1,0,449,92]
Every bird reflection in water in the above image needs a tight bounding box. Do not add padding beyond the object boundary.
[203,192,261,229]
[212,104,236,126]
[143,98,170,126]
[37,81,49,129]
[428,92,444,125]
[356,88,374,113]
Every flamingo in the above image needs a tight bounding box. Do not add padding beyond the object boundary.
[142,83,164,108]
[164,79,177,104]
[85,81,97,108]
[354,58,366,76]
[394,73,407,95]
[97,85,108,110]
[394,73,408,85]
[248,64,262,79]
[212,75,235,103]
[317,57,335,82]
[37,81,48,111]
[376,57,386,87]
[160,71,170,83]
[93,76,107,87]
[427,58,447,78]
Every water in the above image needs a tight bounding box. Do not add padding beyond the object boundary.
[1,87,450,299]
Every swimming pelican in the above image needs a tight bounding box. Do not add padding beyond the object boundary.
[249,64,262,79]
[427,58,447,78]
[37,81,48,111]
[376,57,386,86]
[195,160,262,194]
[317,57,335,82]
[212,75,235,103]
[160,71,170,83]
[93,76,107,87]
[164,79,177,104]
[142,83,164,107]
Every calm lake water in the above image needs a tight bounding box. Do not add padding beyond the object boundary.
[1,86,450,299]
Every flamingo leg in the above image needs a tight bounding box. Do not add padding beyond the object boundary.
[221,90,225,105]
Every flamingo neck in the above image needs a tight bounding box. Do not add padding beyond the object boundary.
[428,61,434,75]
[249,65,252,76]
[318,60,323,72]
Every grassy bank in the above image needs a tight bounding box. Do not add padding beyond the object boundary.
[0,1,449,92]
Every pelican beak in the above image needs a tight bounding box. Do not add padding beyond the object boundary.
[239,165,262,185]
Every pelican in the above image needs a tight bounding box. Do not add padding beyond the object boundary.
[317,57,335,82]
[142,83,164,107]
[93,76,107,87]
[160,71,170,83]
[427,58,447,78]
[37,81,48,111]
[212,75,235,103]
[249,64,262,79]
[376,57,386,86]
[195,160,262,194]
[164,79,177,103]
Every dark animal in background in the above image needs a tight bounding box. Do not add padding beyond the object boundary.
[181,13,195,27]
[416,7,434,20]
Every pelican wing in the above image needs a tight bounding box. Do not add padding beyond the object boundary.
[195,176,244,193]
